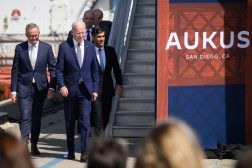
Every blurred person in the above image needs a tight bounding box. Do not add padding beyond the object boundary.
[0,129,34,168]
[134,118,205,168]
[91,26,123,136]
[67,10,95,42]
[235,148,252,168]
[93,9,103,26]
[87,137,127,168]
[56,21,99,162]
[10,23,56,155]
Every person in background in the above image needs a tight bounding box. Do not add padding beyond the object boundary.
[56,21,99,162]
[67,10,95,42]
[134,118,205,168]
[87,137,127,168]
[91,26,123,136]
[0,128,34,168]
[93,9,103,26]
[93,8,112,45]
[10,23,56,156]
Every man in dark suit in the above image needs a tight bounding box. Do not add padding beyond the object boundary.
[93,9,112,45]
[56,21,99,162]
[91,26,123,136]
[67,10,95,42]
[11,23,56,155]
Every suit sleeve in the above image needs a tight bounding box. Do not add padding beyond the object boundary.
[11,45,20,92]
[91,46,99,93]
[56,43,66,89]
[47,45,57,89]
[111,47,123,85]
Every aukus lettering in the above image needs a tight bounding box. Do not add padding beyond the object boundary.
[165,31,250,50]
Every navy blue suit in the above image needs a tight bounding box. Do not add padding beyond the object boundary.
[11,41,56,144]
[56,39,98,154]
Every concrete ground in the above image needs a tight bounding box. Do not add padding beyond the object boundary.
[30,110,237,168]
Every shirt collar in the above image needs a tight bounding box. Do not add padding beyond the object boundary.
[28,41,39,48]
[95,46,104,52]
[73,39,83,47]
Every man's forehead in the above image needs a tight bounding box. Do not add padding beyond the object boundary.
[84,13,94,18]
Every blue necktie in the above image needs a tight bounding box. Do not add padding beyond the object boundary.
[86,30,91,41]
[98,48,105,71]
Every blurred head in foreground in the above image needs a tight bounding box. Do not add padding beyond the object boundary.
[235,148,252,168]
[88,137,127,168]
[134,118,205,168]
[0,129,34,168]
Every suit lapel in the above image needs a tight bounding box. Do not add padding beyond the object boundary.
[104,47,109,70]
[69,40,81,69]
[35,42,43,70]
[24,41,33,70]
[82,41,89,70]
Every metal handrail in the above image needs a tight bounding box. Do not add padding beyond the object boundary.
[105,0,137,136]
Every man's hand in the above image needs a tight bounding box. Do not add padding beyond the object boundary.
[60,86,68,97]
[115,85,123,96]
[47,89,56,99]
[11,94,17,103]
[92,92,98,101]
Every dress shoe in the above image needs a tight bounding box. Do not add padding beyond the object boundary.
[80,152,88,162]
[67,152,75,160]
[30,145,40,156]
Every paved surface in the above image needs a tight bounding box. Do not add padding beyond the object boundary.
[30,110,237,168]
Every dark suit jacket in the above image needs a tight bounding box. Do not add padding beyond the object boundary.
[97,46,122,97]
[56,40,99,97]
[11,41,56,98]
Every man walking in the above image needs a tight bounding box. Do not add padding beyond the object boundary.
[91,26,123,135]
[11,23,56,155]
[56,21,99,162]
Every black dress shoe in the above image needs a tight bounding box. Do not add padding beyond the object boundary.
[31,145,40,156]
[80,152,88,162]
[67,152,75,160]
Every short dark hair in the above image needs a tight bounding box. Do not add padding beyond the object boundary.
[91,26,105,37]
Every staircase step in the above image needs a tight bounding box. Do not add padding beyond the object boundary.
[133,14,155,26]
[122,85,155,98]
[129,37,155,49]
[124,73,155,86]
[128,49,155,61]
[117,98,155,111]
[115,111,155,125]
[136,3,155,15]
[112,125,153,138]
[125,61,155,74]
[131,25,155,37]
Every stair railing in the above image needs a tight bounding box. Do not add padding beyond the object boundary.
[105,0,137,136]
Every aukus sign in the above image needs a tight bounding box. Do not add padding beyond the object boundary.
[165,31,250,50]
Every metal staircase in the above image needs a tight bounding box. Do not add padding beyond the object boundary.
[107,0,156,141]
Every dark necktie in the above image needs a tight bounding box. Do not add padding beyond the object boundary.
[86,30,91,41]
[98,48,105,71]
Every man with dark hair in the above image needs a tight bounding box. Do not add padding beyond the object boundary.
[11,23,56,155]
[93,9,112,45]
[91,26,123,135]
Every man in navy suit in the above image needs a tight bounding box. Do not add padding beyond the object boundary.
[91,26,123,136]
[11,23,56,155]
[56,21,99,162]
